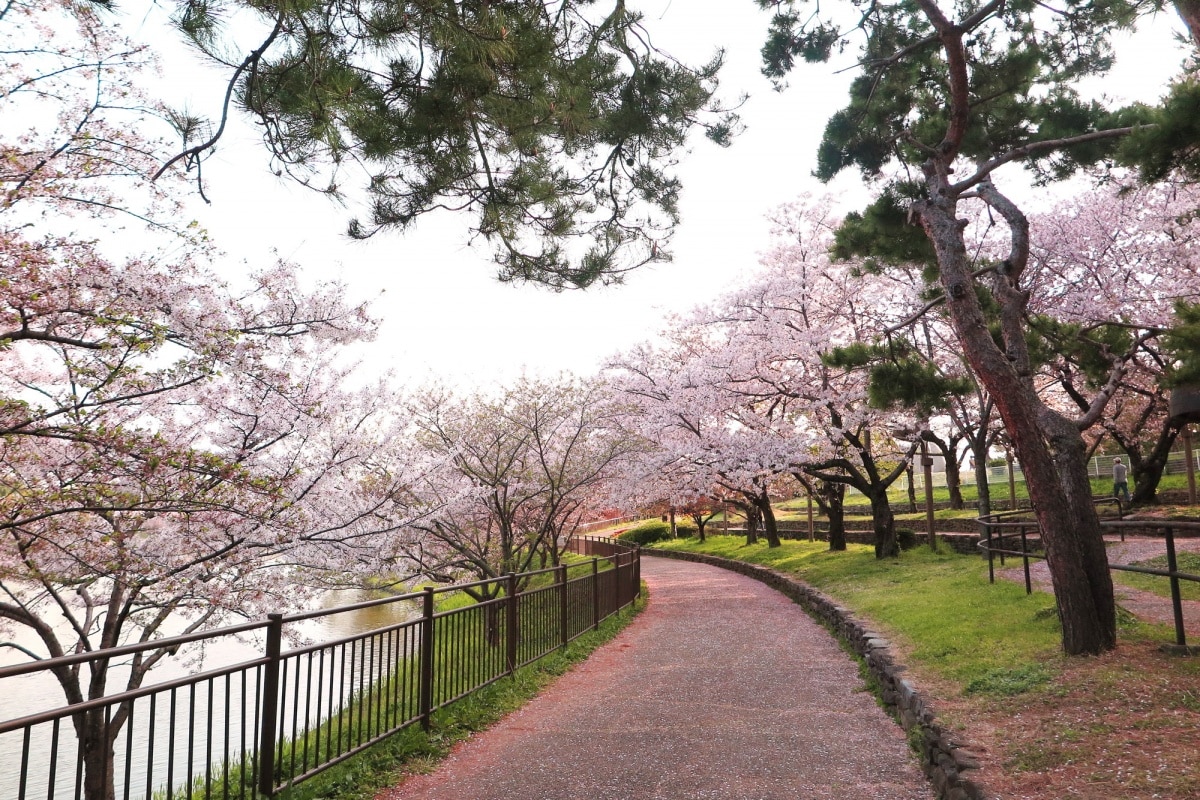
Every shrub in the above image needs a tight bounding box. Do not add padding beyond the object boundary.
[896,528,918,550]
[617,520,672,546]
[675,521,697,538]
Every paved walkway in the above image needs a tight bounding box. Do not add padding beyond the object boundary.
[377,556,933,800]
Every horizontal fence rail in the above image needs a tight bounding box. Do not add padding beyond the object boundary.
[977,509,1200,648]
[0,537,639,800]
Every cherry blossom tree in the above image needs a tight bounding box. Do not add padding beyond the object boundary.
[1025,179,1200,504]
[608,198,931,555]
[0,7,428,798]
[607,321,802,548]
[395,375,643,602]
[709,199,933,557]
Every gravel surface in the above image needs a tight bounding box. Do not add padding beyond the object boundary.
[377,556,934,800]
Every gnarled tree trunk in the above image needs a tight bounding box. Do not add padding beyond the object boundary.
[917,188,1115,655]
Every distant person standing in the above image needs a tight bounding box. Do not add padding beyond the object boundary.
[1113,457,1131,503]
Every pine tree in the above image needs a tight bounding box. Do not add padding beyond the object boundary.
[754,0,1183,654]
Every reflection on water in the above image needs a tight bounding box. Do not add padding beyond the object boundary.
[0,587,418,800]
[310,588,420,640]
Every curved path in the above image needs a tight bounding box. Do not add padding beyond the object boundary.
[377,556,933,800]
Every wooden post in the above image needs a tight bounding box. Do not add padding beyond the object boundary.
[922,440,936,551]
[1006,450,1017,510]
[806,492,814,542]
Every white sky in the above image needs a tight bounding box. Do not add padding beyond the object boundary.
[127,1,1191,389]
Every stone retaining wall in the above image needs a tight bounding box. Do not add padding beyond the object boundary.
[645,549,992,800]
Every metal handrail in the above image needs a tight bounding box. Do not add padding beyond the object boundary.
[0,537,640,800]
[977,511,1200,647]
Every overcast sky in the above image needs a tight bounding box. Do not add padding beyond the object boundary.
[132,1,1191,389]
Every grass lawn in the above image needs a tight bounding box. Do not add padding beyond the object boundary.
[650,534,1200,800]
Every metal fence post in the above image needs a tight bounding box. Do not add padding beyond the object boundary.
[591,558,601,630]
[1020,526,1032,595]
[984,522,995,582]
[558,565,569,649]
[419,588,435,731]
[1165,528,1187,648]
[505,573,519,675]
[257,613,284,798]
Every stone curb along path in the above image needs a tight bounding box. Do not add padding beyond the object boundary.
[645,550,992,800]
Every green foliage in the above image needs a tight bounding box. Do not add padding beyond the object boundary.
[1162,301,1200,388]
[618,520,673,545]
[759,8,841,79]
[1116,82,1200,182]
[759,0,1148,264]
[823,339,973,416]
[895,528,917,551]
[831,185,936,267]
[1027,315,1136,388]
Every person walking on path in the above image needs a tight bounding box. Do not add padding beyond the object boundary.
[377,556,933,800]
[1113,456,1131,503]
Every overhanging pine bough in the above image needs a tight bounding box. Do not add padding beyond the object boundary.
[159,0,740,289]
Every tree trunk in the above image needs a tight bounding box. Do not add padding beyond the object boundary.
[944,444,965,509]
[971,440,992,518]
[485,599,503,647]
[696,517,707,542]
[823,481,847,551]
[867,489,898,558]
[76,708,117,800]
[744,503,760,545]
[1117,421,1180,505]
[758,489,782,548]
[918,192,1115,655]
[1175,0,1200,47]
[905,463,918,512]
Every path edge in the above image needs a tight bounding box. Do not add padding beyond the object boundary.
[644,550,992,800]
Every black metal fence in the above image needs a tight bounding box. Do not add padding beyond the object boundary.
[978,511,1200,647]
[0,536,639,800]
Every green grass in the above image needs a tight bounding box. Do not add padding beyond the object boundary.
[652,535,1068,692]
[773,473,1199,517]
[1113,552,1200,601]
